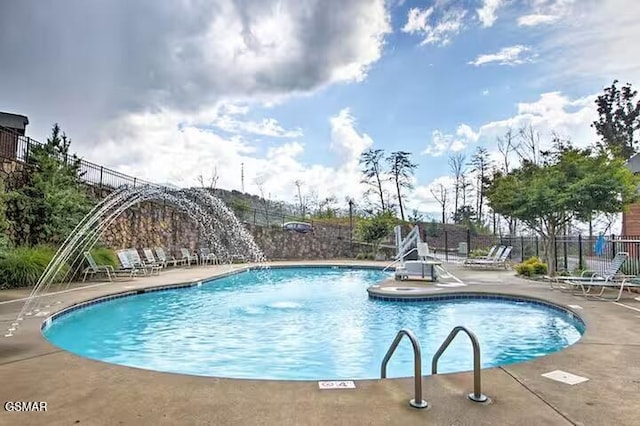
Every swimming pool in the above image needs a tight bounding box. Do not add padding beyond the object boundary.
[43,267,584,380]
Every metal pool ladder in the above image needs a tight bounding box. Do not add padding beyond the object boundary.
[380,329,428,409]
[432,326,488,403]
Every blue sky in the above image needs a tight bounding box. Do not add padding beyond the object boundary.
[1,0,638,218]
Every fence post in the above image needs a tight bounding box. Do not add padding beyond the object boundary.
[99,166,104,188]
[466,229,471,256]
[535,237,539,258]
[253,210,256,225]
[578,234,583,270]
[444,230,449,262]
[611,234,616,258]
[133,177,137,188]
[520,236,525,262]
[553,237,558,274]
[25,137,31,160]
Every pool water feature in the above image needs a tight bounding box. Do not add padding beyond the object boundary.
[43,267,584,380]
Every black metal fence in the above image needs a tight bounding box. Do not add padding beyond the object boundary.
[499,234,640,276]
[0,125,153,189]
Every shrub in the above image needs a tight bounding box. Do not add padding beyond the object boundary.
[90,247,118,268]
[515,256,547,277]
[469,248,489,258]
[0,246,68,289]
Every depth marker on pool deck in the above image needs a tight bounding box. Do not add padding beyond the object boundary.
[318,381,356,390]
[541,370,589,385]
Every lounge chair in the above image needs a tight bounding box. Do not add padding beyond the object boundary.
[547,252,629,291]
[82,252,114,281]
[154,247,185,267]
[475,245,500,260]
[126,249,162,275]
[180,248,199,266]
[143,248,166,269]
[570,275,640,301]
[199,248,219,265]
[463,246,504,265]
[115,250,141,277]
[463,247,512,269]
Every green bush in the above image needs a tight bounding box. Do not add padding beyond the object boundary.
[515,256,547,277]
[469,248,489,258]
[90,247,118,268]
[0,246,68,289]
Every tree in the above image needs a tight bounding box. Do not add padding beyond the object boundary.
[592,80,640,160]
[228,198,251,222]
[469,147,492,223]
[430,183,448,224]
[449,153,466,215]
[356,211,396,256]
[407,209,424,223]
[197,166,219,193]
[496,128,519,235]
[293,180,310,218]
[386,151,417,221]
[360,149,387,213]
[3,124,93,246]
[487,139,638,274]
[453,205,477,230]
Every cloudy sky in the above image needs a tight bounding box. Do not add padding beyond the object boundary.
[1,0,639,217]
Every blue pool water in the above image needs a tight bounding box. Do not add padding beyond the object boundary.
[43,267,584,380]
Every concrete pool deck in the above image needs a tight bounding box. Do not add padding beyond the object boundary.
[1,260,639,425]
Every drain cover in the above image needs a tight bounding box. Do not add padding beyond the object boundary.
[542,370,589,385]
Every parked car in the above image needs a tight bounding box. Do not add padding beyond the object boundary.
[283,221,314,234]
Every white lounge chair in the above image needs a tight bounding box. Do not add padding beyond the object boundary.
[126,249,162,275]
[571,274,640,301]
[462,246,512,269]
[463,246,504,265]
[474,245,500,260]
[154,247,185,267]
[82,252,114,281]
[180,248,199,266]
[199,248,219,265]
[115,250,141,277]
[143,248,166,269]
[547,252,629,291]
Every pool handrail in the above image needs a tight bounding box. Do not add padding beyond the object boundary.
[380,328,428,409]
[432,325,488,403]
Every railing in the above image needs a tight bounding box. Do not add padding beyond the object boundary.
[380,329,428,409]
[432,326,488,403]
[0,125,154,189]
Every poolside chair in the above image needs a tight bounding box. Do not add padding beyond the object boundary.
[115,250,141,277]
[547,252,630,291]
[199,248,219,265]
[474,245,500,260]
[462,246,512,269]
[125,249,162,276]
[570,274,640,301]
[463,246,505,266]
[143,248,166,269]
[84,251,139,281]
[180,248,199,266]
[154,247,185,267]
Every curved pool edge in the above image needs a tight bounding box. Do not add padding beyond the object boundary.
[39,262,583,382]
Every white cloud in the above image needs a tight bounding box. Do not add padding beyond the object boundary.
[477,0,505,27]
[329,108,374,167]
[541,0,640,83]
[402,6,467,46]
[482,89,490,96]
[213,116,303,138]
[517,14,560,26]
[422,123,478,157]
[469,45,534,66]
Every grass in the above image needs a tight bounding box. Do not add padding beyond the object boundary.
[0,246,69,289]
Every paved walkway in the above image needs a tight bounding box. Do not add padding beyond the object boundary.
[1,260,639,425]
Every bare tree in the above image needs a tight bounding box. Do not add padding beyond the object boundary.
[293,180,310,218]
[496,128,518,174]
[449,153,466,215]
[469,146,492,223]
[516,124,542,164]
[197,166,219,193]
[430,183,448,224]
[360,148,387,213]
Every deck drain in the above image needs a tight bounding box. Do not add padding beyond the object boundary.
[318,381,356,389]
[542,370,589,385]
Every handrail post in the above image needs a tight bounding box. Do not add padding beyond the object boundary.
[380,329,428,409]
[432,326,488,403]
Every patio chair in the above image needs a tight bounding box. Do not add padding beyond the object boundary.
[462,246,512,269]
[126,249,162,276]
[143,248,166,269]
[475,245,500,260]
[199,248,219,265]
[180,248,199,266]
[115,250,141,278]
[84,251,139,281]
[154,247,185,267]
[463,246,505,266]
[547,252,629,291]
[570,274,640,302]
